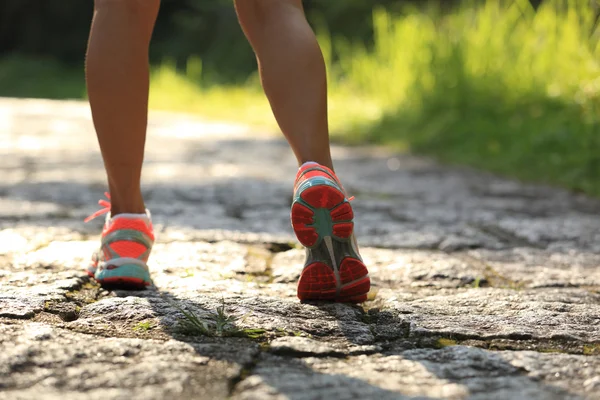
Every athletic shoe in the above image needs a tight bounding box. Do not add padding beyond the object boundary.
[291,162,370,303]
[85,192,154,288]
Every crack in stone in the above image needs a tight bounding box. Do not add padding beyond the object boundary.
[40,278,106,322]
[265,242,296,253]
[227,345,261,396]
[407,336,600,357]
[353,306,600,358]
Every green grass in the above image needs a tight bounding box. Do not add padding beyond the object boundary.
[1,0,598,196]
[336,0,600,196]
[583,343,600,355]
[0,56,85,99]
[171,298,266,339]
[149,58,275,128]
[133,320,155,332]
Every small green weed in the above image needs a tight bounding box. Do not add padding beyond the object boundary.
[172,298,266,339]
[583,344,600,355]
[133,321,155,332]
[180,268,195,278]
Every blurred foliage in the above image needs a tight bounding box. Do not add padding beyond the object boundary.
[0,0,598,196]
[335,0,600,195]
[0,0,457,82]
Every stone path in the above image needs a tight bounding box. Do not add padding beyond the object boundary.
[0,98,598,400]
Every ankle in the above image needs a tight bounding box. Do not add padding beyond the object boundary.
[108,191,146,216]
[110,206,146,217]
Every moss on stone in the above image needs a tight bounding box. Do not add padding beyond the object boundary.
[435,338,458,348]
[583,344,600,355]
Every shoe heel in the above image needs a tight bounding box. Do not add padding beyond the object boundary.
[337,257,370,302]
[297,258,370,304]
[297,262,337,301]
[95,263,151,289]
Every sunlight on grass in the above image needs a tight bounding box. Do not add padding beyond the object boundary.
[149,59,275,129]
[147,58,384,136]
[348,0,599,195]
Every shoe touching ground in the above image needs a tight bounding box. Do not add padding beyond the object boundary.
[291,162,370,303]
[85,192,154,289]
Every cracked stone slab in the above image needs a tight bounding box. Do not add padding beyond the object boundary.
[0,288,50,319]
[0,322,257,400]
[373,287,600,343]
[271,247,482,288]
[465,248,600,288]
[269,337,343,357]
[0,227,88,257]
[1,238,296,298]
[2,98,600,400]
[493,216,600,252]
[270,245,600,292]
[145,240,298,298]
[70,293,375,347]
[3,241,98,288]
[0,280,85,319]
[233,346,599,400]
[361,248,480,288]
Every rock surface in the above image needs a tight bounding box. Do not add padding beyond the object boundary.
[0,98,598,400]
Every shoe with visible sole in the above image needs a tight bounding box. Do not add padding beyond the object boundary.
[85,193,154,289]
[291,162,370,303]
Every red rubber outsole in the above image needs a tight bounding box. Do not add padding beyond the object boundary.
[291,202,318,247]
[291,185,354,248]
[297,258,370,303]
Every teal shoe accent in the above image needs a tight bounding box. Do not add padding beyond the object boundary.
[310,208,334,238]
[294,176,340,200]
[95,263,152,285]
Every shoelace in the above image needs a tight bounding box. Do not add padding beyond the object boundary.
[84,192,111,223]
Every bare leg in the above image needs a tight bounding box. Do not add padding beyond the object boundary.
[234,0,333,169]
[86,0,160,215]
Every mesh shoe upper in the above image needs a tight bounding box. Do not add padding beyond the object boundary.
[86,193,154,276]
